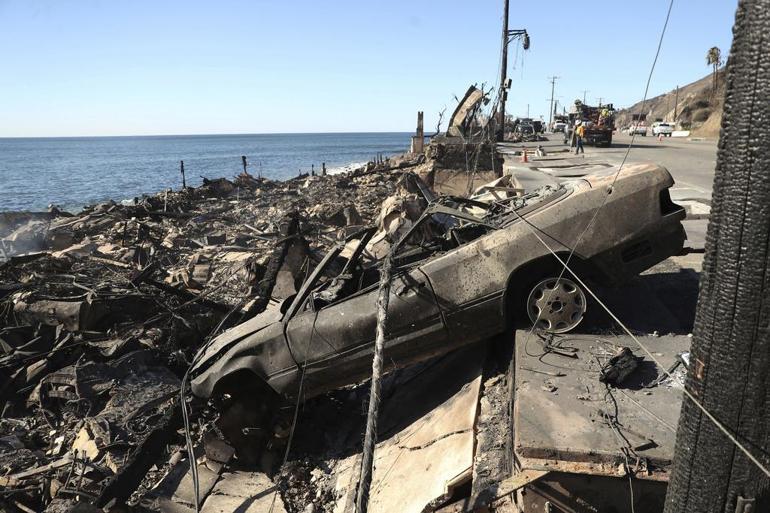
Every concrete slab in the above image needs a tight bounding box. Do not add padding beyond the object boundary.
[513,331,690,480]
[202,471,286,512]
[330,346,486,513]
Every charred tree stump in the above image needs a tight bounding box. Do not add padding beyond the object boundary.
[664,1,770,511]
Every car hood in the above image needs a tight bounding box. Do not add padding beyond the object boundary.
[189,302,285,378]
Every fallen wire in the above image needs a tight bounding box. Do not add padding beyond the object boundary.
[267,304,319,513]
[602,403,636,513]
[510,207,770,479]
[520,0,675,363]
[180,297,247,513]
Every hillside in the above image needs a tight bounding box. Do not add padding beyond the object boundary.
[615,69,726,138]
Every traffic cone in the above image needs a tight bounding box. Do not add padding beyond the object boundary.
[521,148,528,163]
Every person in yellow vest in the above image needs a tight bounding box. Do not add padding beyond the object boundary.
[575,122,586,155]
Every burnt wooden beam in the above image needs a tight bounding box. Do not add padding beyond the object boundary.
[96,397,182,508]
[239,212,300,321]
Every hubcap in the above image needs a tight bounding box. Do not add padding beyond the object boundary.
[526,277,587,333]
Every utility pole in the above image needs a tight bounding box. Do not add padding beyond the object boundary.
[596,97,603,106]
[581,90,589,103]
[496,0,510,142]
[664,1,770,512]
[495,0,529,142]
[673,85,679,124]
[548,76,560,130]
[526,103,529,118]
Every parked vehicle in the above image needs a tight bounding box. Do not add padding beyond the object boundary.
[628,124,648,136]
[652,122,674,137]
[515,123,537,141]
[189,165,686,456]
[552,115,569,133]
[564,101,615,147]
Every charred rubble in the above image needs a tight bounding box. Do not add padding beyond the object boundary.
[0,152,432,512]
[0,129,691,513]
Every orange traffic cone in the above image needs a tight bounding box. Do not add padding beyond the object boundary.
[521,148,528,163]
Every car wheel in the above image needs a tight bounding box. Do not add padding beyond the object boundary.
[214,379,281,469]
[526,277,587,333]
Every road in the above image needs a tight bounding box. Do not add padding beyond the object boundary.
[502,133,718,253]
[535,132,718,198]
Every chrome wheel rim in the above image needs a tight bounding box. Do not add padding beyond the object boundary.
[526,277,587,333]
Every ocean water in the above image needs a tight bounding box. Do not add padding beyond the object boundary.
[0,132,411,212]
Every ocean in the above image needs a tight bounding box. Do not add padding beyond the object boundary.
[0,132,411,212]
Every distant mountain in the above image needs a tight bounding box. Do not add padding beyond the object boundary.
[615,69,726,137]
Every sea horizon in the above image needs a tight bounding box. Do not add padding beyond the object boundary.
[0,130,411,140]
[0,132,413,212]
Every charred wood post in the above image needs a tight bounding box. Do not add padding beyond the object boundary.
[241,155,247,174]
[664,1,770,511]
[355,255,393,513]
[180,160,186,189]
[240,212,301,321]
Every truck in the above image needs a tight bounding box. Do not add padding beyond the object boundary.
[652,121,674,137]
[552,114,568,133]
[564,100,615,147]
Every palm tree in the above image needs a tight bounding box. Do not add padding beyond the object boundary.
[706,46,722,95]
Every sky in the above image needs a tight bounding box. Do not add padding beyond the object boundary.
[0,0,739,137]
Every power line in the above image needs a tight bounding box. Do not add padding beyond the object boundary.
[510,208,770,479]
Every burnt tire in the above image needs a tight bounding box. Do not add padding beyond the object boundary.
[213,375,281,468]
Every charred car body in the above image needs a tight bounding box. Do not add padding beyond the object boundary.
[189,163,685,453]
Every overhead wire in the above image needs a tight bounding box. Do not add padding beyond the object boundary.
[487,1,770,480]
[510,207,770,479]
[519,0,674,367]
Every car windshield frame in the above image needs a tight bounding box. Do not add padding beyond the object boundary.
[283,226,376,321]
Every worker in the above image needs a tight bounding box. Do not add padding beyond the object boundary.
[575,121,586,155]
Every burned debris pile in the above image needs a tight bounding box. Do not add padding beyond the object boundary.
[0,156,422,512]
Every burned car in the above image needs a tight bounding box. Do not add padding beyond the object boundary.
[189,163,685,453]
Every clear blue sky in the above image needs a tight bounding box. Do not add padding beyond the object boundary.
[0,0,738,137]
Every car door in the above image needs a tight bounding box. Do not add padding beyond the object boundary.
[285,264,447,397]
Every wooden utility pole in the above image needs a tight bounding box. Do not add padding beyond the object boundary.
[496,0,510,142]
[664,1,770,512]
[673,85,679,124]
[548,76,559,129]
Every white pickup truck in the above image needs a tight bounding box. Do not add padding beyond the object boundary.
[628,124,648,136]
[652,122,674,137]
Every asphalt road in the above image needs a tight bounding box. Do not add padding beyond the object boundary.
[533,132,718,252]
[537,132,718,198]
